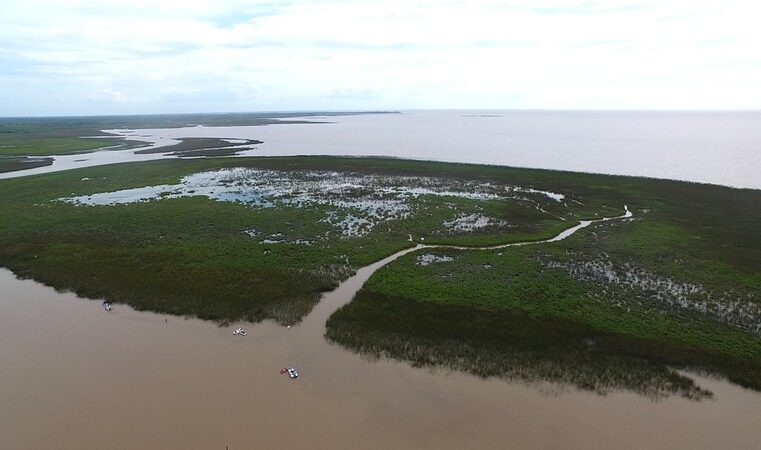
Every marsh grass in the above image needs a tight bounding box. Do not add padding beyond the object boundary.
[1,155,759,390]
[327,290,714,400]
[2,157,577,324]
[0,156,53,173]
[135,137,262,157]
[326,178,761,392]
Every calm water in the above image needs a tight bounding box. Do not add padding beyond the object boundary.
[135,110,761,189]
[2,110,760,189]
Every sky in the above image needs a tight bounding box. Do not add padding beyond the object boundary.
[2,0,760,116]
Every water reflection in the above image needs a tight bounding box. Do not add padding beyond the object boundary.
[326,293,713,401]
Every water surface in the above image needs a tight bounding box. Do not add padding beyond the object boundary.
[3,259,761,449]
[2,110,759,189]
[139,110,761,189]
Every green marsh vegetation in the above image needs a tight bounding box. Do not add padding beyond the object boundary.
[0,156,577,325]
[1,155,759,396]
[0,121,142,157]
[135,137,263,157]
[326,165,761,396]
[0,156,53,173]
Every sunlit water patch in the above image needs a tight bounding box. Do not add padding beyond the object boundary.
[417,253,455,266]
[442,213,511,232]
[242,228,259,237]
[511,187,566,202]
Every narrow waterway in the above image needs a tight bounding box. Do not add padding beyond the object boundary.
[2,208,761,450]
[0,136,178,181]
[299,206,632,343]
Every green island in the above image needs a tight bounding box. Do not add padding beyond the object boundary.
[1,155,759,398]
[0,156,55,174]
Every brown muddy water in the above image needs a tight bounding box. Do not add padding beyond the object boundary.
[2,246,761,449]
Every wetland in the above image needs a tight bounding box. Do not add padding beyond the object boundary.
[1,113,761,449]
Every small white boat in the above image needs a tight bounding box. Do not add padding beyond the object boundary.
[232,327,247,336]
[280,367,299,379]
[103,302,113,312]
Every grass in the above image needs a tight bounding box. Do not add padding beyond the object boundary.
[325,161,761,394]
[0,135,145,156]
[0,156,53,173]
[328,242,761,394]
[0,156,576,325]
[135,137,262,157]
[327,289,714,400]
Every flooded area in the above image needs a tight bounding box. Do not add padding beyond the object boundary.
[3,216,761,449]
[59,167,564,239]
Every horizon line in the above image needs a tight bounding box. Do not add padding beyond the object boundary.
[3,108,761,120]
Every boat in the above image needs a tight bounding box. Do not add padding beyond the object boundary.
[232,327,247,336]
[103,302,113,312]
[280,367,299,379]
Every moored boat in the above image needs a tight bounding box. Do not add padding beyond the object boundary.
[280,367,299,378]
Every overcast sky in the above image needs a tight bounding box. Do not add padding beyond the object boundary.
[2,0,760,116]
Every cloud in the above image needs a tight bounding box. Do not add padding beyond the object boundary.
[1,0,761,115]
[88,89,158,104]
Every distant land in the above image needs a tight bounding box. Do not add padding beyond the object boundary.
[3,110,758,189]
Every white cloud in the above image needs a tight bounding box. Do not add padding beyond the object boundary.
[88,89,158,104]
[2,0,760,115]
